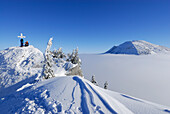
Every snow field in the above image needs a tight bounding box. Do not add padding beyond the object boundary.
[1,76,170,114]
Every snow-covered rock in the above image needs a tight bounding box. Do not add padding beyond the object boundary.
[0,76,170,114]
[105,40,170,55]
[0,46,44,89]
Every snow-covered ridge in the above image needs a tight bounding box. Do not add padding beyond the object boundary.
[105,40,170,55]
[0,45,82,89]
[0,46,44,88]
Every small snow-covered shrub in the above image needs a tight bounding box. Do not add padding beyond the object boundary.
[91,75,98,86]
[104,81,108,89]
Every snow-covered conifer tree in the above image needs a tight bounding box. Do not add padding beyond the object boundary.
[67,48,80,64]
[70,49,75,63]
[52,47,66,59]
[70,48,81,64]
[43,38,55,79]
[91,75,98,86]
[66,53,71,62]
[66,47,83,77]
[74,47,81,64]
[104,81,108,89]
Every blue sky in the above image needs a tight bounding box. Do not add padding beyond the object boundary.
[0,0,170,53]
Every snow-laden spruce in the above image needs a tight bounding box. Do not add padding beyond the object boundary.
[43,38,55,79]
[105,40,170,55]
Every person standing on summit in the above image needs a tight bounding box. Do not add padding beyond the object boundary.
[20,39,24,47]
[18,33,26,47]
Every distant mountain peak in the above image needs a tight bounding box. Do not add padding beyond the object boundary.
[105,40,170,55]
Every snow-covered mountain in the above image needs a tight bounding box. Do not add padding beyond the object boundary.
[105,40,170,55]
[1,46,170,113]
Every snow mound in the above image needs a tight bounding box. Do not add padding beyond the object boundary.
[0,76,169,114]
[0,46,44,89]
[105,40,170,55]
[0,45,83,89]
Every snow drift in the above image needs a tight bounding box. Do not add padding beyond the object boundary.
[105,40,170,55]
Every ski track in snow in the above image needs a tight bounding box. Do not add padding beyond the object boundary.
[86,82,118,114]
[121,94,143,103]
[56,85,68,98]
[73,77,90,114]
[73,76,105,114]
[164,109,170,113]
[65,82,78,113]
[120,93,170,114]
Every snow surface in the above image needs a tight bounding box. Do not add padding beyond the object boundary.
[0,46,44,89]
[105,40,170,55]
[80,54,170,107]
[1,46,170,113]
[0,76,170,114]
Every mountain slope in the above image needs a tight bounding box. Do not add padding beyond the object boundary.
[1,46,170,113]
[105,40,170,55]
[0,45,81,90]
[0,76,170,114]
[0,46,44,89]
